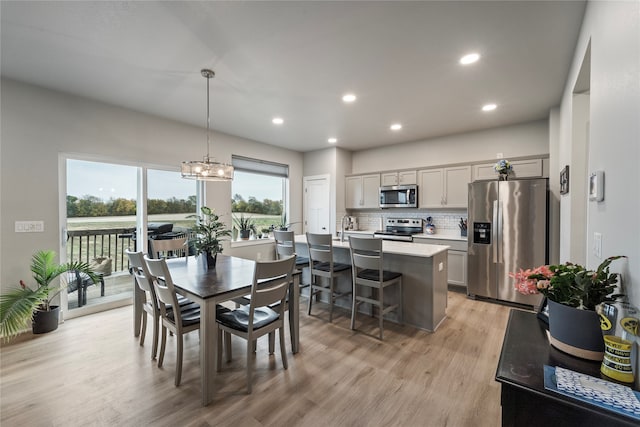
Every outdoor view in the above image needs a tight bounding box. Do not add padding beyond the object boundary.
[65,159,286,309]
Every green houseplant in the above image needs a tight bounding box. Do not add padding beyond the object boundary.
[0,250,97,340]
[233,213,255,240]
[510,256,625,360]
[188,206,231,268]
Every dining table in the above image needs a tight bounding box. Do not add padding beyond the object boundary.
[133,254,300,406]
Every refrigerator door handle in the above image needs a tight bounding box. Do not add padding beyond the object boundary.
[492,200,498,263]
[497,200,503,263]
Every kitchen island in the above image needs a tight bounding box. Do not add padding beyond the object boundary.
[295,235,449,332]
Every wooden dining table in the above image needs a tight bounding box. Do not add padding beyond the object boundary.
[133,254,300,406]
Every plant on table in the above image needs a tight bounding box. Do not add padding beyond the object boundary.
[188,206,231,258]
[510,256,625,310]
[0,250,98,340]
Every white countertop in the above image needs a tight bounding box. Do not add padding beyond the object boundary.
[295,235,448,258]
[413,233,467,242]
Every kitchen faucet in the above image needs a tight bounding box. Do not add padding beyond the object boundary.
[341,215,348,242]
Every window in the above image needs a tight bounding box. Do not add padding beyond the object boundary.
[231,156,288,239]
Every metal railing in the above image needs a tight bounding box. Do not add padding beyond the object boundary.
[66,228,135,273]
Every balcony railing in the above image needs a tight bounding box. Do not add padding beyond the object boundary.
[66,228,135,273]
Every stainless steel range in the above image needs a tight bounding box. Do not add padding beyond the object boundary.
[373,218,423,242]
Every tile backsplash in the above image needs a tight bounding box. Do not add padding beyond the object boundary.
[345,210,468,233]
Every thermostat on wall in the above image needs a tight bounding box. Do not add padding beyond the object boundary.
[589,170,604,202]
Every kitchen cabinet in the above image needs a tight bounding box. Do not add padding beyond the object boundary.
[381,170,417,186]
[472,158,543,181]
[346,174,380,209]
[414,237,467,288]
[418,166,471,208]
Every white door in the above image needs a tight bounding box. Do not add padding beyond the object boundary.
[304,175,330,234]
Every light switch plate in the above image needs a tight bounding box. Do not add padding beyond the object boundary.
[15,220,45,233]
[593,232,602,259]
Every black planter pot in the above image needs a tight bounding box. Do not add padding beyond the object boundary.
[206,252,217,269]
[548,299,604,361]
[32,306,60,334]
[239,230,251,240]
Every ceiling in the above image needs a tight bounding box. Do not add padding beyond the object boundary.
[0,1,586,153]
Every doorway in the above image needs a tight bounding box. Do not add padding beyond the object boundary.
[303,175,331,234]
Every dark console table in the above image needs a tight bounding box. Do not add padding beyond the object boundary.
[495,309,638,427]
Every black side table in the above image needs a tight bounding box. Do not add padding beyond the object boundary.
[495,309,638,427]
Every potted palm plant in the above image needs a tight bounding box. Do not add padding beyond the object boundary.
[233,213,255,240]
[511,255,625,360]
[0,250,97,340]
[188,206,231,268]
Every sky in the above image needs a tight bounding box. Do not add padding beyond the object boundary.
[66,159,282,201]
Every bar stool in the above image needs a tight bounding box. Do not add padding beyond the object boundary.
[273,230,309,281]
[349,236,403,340]
[306,232,351,322]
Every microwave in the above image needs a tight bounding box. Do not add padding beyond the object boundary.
[379,185,418,208]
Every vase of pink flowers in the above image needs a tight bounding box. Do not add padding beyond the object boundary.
[510,256,625,360]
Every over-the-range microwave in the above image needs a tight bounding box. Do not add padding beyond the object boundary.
[379,184,418,208]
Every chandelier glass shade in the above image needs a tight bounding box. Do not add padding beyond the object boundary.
[181,69,234,181]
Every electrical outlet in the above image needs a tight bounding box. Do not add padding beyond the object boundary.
[438,262,444,271]
[593,232,602,259]
[496,153,503,159]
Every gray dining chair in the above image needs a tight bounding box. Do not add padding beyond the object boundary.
[126,249,198,360]
[145,256,208,386]
[348,236,403,340]
[216,255,296,394]
[306,232,352,322]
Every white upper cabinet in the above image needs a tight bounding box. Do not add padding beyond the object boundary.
[346,174,381,209]
[472,159,543,181]
[419,166,471,208]
[381,170,417,186]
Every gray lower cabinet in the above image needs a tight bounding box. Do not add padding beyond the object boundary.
[414,237,467,289]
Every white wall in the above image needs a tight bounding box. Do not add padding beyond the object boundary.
[351,119,549,174]
[0,79,303,292]
[556,1,639,308]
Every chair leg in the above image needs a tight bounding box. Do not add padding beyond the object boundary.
[246,339,253,394]
[328,277,334,323]
[225,332,232,362]
[175,333,183,387]
[350,283,357,330]
[158,326,167,368]
[151,314,160,360]
[307,275,315,315]
[379,286,384,340]
[279,326,288,370]
[399,278,404,324]
[139,313,147,347]
[269,331,275,354]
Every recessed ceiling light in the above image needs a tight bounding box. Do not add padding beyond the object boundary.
[272,117,284,125]
[482,104,497,112]
[342,93,357,103]
[460,53,480,65]
[328,138,338,144]
[390,123,402,131]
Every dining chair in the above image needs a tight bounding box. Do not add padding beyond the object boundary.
[126,250,199,360]
[149,236,188,259]
[306,232,352,322]
[216,255,296,394]
[348,236,403,340]
[273,230,309,269]
[145,256,213,386]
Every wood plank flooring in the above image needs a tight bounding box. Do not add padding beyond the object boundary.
[0,290,512,427]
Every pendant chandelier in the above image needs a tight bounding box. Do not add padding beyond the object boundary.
[181,69,234,181]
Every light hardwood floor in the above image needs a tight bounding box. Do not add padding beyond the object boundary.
[0,290,512,427]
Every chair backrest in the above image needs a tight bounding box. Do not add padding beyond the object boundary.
[149,236,188,259]
[273,230,296,259]
[126,249,154,294]
[306,232,334,265]
[249,255,296,317]
[349,236,384,280]
[144,257,180,318]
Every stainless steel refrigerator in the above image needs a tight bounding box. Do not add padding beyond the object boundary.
[467,178,548,307]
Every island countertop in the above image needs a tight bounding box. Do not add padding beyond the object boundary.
[294,235,449,258]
